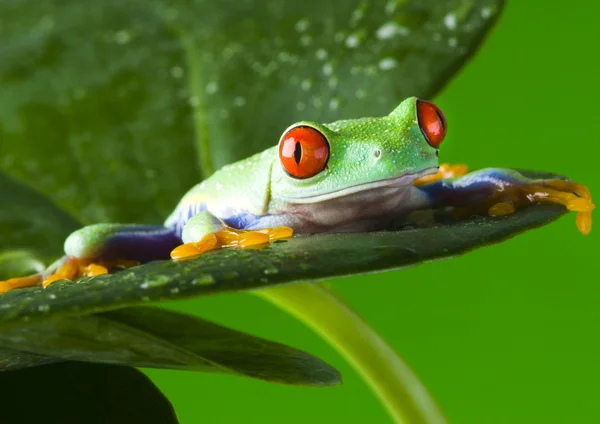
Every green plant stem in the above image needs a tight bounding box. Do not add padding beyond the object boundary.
[255,283,447,424]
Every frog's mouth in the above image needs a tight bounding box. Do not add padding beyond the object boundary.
[283,167,437,204]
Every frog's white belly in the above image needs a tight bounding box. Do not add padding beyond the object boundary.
[248,184,431,234]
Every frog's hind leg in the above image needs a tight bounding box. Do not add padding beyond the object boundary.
[0,224,182,293]
[67,224,183,264]
[48,224,183,285]
[415,168,595,234]
[170,211,293,260]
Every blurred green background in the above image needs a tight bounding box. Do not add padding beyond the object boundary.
[145,2,600,423]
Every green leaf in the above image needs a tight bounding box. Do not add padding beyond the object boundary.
[0,306,341,386]
[0,173,567,325]
[0,171,80,280]
[0,171,79,260]
[0,361,178,424]
[0,347,60,371]
[0,0,505,225]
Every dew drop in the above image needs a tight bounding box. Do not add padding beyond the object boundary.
[300,34,312,46]
[188,96,200,107]
[206,81,219,94]
[170,66,184,79]
[315,48,328,60]
[345,34,360,48]
[444,13,457,30]
[378,57,398,70]
[295,19,309,32]
[376,22,410,40]
[114,30,131,44]
[322,63,334,76]
[233,96,246,107]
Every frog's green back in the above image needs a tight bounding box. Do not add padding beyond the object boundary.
[165,147,278,227]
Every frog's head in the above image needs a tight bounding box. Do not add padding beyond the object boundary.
[271,96,446,202]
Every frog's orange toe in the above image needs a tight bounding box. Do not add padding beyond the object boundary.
[488,202,516,216]
[414,163,469,186]
[218,226,293,247]
[170,234,219,260]
[1,255,145,294]
[236,231,270,247]
[42,274,64,288]
[528,180,595,235]
[41,257,115,288]
[82,263,109,277]
[258,226,294,240]
[481,178,594,235]
[170,226,294,260]
[0,275,42,294]
[41,257,81,288]
[576,212,593,235]
[452,177,594,235]
[170,243,203,260]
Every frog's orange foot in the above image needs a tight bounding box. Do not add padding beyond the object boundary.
[0,257,141,294]
[0,274,43,294]
[538,180,594,235]
[414,163,469,186]
[170,226,294,260]
[41,257,106,288]
[42,258,141,288]
[457,179,594,235]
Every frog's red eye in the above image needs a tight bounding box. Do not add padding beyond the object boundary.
[279,126,329,179]
[417,99,447,149]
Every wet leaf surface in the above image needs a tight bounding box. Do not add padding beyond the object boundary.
[0,171,79,269]
[0,347,59,371]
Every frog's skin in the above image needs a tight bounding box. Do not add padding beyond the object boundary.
[0,97,594,292]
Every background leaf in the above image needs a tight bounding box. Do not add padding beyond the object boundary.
[0,250,45,280]
[0,361,178,424]
[0,347,59,371]
[0,0,504,225]
[0,178,567,324]
[0,171,79,267]
[0,306,341,386]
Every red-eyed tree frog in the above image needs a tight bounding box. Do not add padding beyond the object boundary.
[0,97,594,293]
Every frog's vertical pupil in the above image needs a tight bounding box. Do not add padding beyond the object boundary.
[435,109,446,130]
[279,125,329,179]
[294,141,302,165]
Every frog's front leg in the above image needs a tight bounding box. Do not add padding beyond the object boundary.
[0,224,181,293]
[170,211,293,260]
[415,168,594,234]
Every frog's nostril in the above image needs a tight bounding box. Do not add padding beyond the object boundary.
[374,149,382,158]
